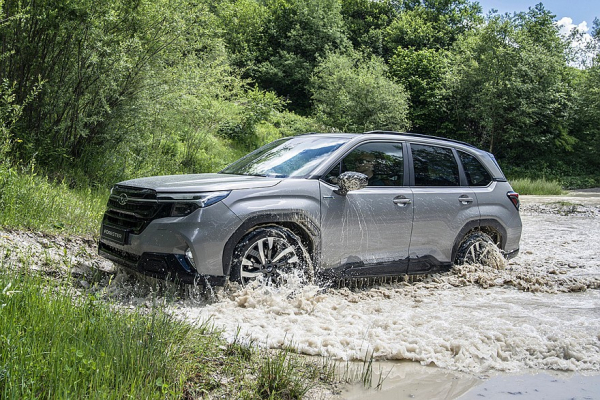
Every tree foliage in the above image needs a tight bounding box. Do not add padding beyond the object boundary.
[310,51,409,132]
[1,0,599,187]
[340,0,397,56]
[441,5,574,167]
[234,0,350,112]
[384,0,482,54]
[1,0,203,168]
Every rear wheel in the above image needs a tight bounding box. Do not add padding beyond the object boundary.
[230,225,313,285]
[455,232,498,265]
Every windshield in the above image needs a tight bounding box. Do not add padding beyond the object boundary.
[220,136,348,178]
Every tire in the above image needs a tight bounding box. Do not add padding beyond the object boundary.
[454,231,498,265]
[230,225,314,285]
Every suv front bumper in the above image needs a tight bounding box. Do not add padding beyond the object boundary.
[504,248,520,260]
[99,241,227,286]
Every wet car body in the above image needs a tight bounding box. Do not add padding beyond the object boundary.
[98,131,522,285]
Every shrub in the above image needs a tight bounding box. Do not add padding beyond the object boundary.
[509,178,564,195]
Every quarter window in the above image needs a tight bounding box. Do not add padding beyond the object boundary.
[459,151,492,186]
[411,144,459,186]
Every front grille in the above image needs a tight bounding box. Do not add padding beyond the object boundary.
[102,185,170,234]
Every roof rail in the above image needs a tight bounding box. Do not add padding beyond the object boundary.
[363,130,477,149]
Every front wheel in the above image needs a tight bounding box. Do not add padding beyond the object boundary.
[230,225,313,285]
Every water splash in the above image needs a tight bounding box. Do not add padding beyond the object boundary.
[177,210,600,374]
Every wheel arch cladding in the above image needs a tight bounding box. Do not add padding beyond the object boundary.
[221,212,320,277]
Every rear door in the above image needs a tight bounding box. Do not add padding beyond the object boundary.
[408,143,480,272]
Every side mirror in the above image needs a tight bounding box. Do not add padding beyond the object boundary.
[336,171,368,195]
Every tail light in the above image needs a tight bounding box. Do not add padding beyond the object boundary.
[507,191,520,210]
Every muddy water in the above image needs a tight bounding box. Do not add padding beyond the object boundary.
[175,195,600,396]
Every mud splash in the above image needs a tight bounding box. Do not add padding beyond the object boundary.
[179,204,600,374]
[2,198,599,376]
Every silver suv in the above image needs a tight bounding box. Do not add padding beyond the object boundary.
[98,132,522,285]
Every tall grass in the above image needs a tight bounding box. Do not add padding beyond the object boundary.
[0,269,195,399]
[0,262,338,399]
[509,177,564,195]
[256,351,313,399]
[0,164,107,236]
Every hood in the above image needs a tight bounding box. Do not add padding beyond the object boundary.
[117,173,282,193]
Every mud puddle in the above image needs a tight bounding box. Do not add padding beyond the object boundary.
[171,196,600,397]
[340,363,600,400]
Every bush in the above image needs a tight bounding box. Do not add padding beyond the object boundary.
[310,51,410,132]
[509,178,564,195]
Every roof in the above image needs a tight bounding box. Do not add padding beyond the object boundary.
[363,131,477,149]
[297,131,479,151]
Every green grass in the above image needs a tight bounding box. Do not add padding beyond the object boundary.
[0,264,344,399]
[509,177,564,195]
[0,269,196,399]
[0,165,107,236]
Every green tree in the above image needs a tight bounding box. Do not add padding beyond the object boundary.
[310,51,409,132]
[568,21,600,180]
[382,1,482,134]
[441,4,574,168]
[248,0,350,112]
[389,47,448,133]
[216,0,269,70]
[383,0,482,55]
[0,0,210,172]
[340,0,398,57]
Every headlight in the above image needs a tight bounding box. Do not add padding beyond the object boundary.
[157,191,231,217]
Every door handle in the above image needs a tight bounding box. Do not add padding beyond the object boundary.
[459,195,474,204]
[393,196,412,206]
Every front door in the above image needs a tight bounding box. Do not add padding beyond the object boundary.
[319,141,413,276]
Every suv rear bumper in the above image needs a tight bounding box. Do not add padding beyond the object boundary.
[98,242,227,286]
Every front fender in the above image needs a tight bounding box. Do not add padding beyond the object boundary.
[221,211,321,276]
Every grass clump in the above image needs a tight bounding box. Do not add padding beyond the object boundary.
[0,270,194,399]
[509,177,564,195]
[0,165,107,236]
[256,351,312,399]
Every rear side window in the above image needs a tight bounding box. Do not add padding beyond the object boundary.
[411,144,459,186]
[459,151,492,186]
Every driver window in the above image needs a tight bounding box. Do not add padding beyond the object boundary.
[324,142,404,187]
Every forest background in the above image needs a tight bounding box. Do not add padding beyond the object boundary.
[1,0,599,190]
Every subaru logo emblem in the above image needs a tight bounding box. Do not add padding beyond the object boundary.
[118,193,128,206]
